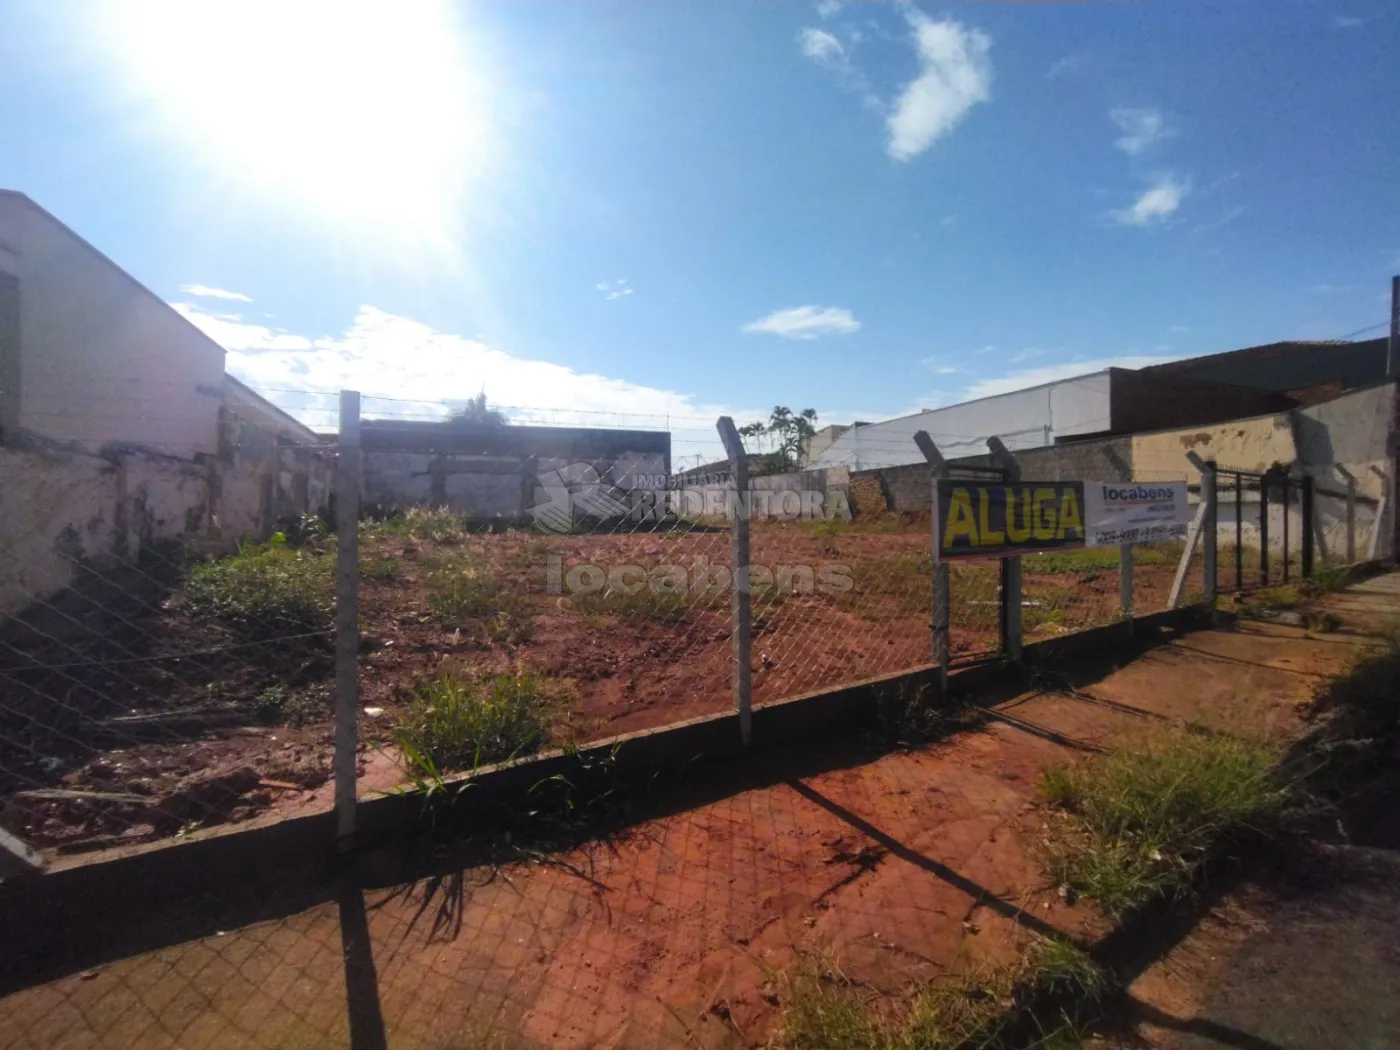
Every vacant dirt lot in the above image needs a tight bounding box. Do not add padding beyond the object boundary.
[0,516,1191,854]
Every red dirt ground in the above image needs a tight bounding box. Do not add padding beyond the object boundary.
[0,520,1190,855]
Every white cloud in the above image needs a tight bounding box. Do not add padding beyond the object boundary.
[1011,347,1046,363]
[172,303,313,351]
[180,283,252,302]
[961,355,1180,400]
[595,279,633,301]
[886,11,992,162]
[176,301,802,462]
[1168,325,1192,334]
[1112,174,1190,227]
[742,305,861,340]
[798,27,845,63]
[816,0,842,19]
[1309,282,1350,294]
[1110,107,1174,155]
[1046,54,1081,80]
[797,25,880,110]
[1334,15,1366,27]
[921,358,959,374]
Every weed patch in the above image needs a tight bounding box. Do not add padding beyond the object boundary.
[396,669,566,772]
[1039,729,1290,916]
[775,939,1106,1050]
[252,684,330,726]
[183,539,334,635]
[571,585,701,626]
[366,506,474,545]
[426,559,533,640]
[361,554,404,582]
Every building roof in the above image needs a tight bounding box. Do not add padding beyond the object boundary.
[223,375,320,444]
[1142,337,1387,401]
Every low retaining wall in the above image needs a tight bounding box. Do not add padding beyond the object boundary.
[0,606,1207,992]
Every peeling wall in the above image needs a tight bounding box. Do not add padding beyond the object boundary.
[213,414,333,540]
[1,426,333,617]
[0,439,209,615]
[1131,413,1299,478]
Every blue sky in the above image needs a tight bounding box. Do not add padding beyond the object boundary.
[1,1,1397,463]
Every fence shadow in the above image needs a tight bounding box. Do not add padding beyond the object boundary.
[0,616,1199,997]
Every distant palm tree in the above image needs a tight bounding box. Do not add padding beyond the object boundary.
[740,405,818,474]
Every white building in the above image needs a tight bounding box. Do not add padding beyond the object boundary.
[810,365,1300,471]
[0,190,328,615]
[812,372,1117,470]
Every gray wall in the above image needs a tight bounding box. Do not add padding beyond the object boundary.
[363,450,671,519]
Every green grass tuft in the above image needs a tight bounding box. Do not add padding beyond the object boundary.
[183,539,334,635]
[425,559,534,640]
[775,939,1107,1050]
[1039,729,1289,916]
[396,670,563,772]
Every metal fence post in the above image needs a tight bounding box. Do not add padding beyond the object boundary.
[912,431,950,703]
[717,417,752,746]
[1119,544,1133,634]
[1301,472,1315,578]
[1259,473,1271,585]
[1235,472,1244,591]
[335,390,362,849]
[1203,459,1218,603]
[986,437,1022,660]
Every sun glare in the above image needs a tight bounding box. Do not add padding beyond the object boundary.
[104,0,491,237]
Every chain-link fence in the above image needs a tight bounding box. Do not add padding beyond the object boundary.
[5,386,1396,1050]
[9,403,1390,867]
[0,426,340,860]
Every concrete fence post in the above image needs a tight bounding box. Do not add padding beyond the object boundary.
[986,437,1022,661]
[1336,466,1358,564]
[912,431,950,703]
[335,390,362,849]
[1367,465,1390,562]
[717,417,752,747]
[1181,452,1217,606]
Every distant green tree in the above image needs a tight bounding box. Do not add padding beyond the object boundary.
[450,392,508,427]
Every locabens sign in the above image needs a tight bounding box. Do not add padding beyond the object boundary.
[1082,481,1192,547]
[935,481,1085,561]
[935,479,1193,560]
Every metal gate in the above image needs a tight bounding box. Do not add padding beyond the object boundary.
[1216,466,1314,593]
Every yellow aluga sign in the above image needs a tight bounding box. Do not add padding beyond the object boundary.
[935,480,1086,561]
